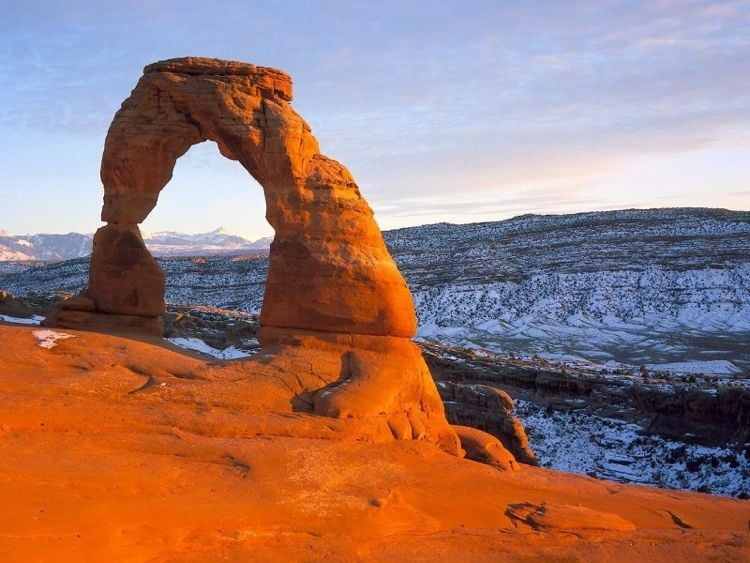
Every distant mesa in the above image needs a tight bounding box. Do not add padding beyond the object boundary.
[44,56,462,455]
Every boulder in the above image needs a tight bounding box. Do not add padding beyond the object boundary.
[453,425,520,471]
[438,380,538,465]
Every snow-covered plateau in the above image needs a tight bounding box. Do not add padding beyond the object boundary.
[389,208,750,376]
[413,265,750,374]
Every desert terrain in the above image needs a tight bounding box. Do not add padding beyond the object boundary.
[1,53,748,562]
[1,323,748,561]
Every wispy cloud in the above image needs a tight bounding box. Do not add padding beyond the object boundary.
[0,0,748,235]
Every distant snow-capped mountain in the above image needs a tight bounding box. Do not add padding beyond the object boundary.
[142,228,271,256]
[0,229,272,260]
[0,233,92,261]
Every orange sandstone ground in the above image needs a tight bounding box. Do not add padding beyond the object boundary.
[1,323,748,561]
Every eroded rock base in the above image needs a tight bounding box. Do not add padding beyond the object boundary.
[44,308,163,336]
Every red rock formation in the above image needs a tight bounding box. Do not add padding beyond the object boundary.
[453,425,520,471]
[49,57,414,337]
[438,380,538,464]
[95,56,415,338]
[45,57,458,454]
[2,324,748,560]
[88,224,165,317]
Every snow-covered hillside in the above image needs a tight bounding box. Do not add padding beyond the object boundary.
[389,208,750,374]
[411,266,750,373]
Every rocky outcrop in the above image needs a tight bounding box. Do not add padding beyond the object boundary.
[505,502,637,531]
[87,224,165,318]
[438,380,538,465]
[453,425,520,471]
[48,56,415,339]
[0,290,35,318]
[424,342,750,448]
[44,57,460,455]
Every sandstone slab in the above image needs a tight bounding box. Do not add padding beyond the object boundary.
[1,324,747,561]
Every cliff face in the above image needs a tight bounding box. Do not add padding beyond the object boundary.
[423,342,750,497]
[426,344,750,445]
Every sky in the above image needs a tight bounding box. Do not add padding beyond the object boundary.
[0,0,748,240]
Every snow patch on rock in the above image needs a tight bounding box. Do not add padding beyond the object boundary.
[33,329,75,349]
[0,314,44,326]
[167,337,253,360]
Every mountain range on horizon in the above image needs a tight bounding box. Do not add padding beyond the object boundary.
[0,228,273,261]
[2,207,745,262]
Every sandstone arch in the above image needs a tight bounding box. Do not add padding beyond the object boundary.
[73,57,416,337]
[46,57,461,455]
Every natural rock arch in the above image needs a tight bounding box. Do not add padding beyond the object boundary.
[51,57,415,338]
[46,57,463,455]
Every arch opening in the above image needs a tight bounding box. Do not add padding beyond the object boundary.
[143,140,273,356]
[143,140,274,244]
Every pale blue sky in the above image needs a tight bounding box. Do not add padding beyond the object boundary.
[1,0,748,239]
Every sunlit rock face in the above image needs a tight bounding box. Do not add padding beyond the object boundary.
[45,57,460,455]
[92,56,416,337]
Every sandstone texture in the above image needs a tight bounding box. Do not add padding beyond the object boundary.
[1,324,748,561]
[453,425,520,471]
[44,57,455,451]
